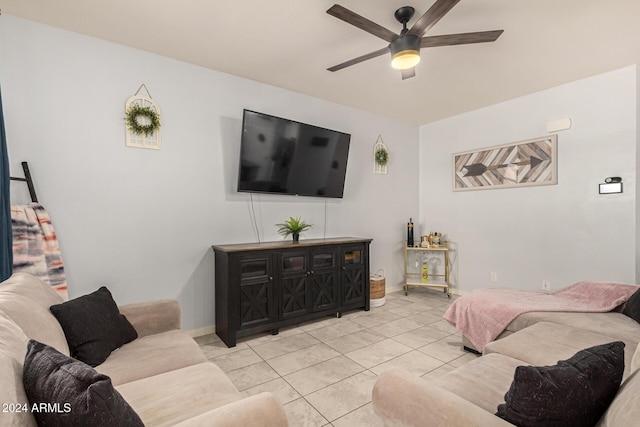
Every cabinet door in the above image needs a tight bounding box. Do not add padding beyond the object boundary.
[309,248,340,311]
[237,254,275,329]
[309,247,339,312]
[278,250,309,319]
[341,244,366,306]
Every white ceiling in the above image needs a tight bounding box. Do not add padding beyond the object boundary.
[3,0,640,125]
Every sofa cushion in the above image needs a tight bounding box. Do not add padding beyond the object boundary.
[0,315,36,427]
[0,273,64,309]
[96,329,207,386]
[172,392,290,427]
[118,299,181,338]
[496,341,624,427]
[0,351,37,427]
[598,370,640,427]
[506,312,640,347]
[632,342,640,373]
[23,340,144,427]
[433,353,526,413]
[116,362,241,427]
[0,297,70,356]
[485,322,637,379]
[622,288,640,323]
[0,312,29,363]
[0,273,69,355]
[50,286,138,367]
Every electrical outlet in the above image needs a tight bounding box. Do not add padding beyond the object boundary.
[490,272,497,282]
[542,280,551,291]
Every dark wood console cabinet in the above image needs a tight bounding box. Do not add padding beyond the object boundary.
[212,237,372,347]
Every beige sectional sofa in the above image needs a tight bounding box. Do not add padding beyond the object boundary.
[0,273,289,426]
[373,307,640,426]
[462,309,640,353]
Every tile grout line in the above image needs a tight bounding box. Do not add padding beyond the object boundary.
[201,290,465,426]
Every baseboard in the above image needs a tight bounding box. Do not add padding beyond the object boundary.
[186,325,215,338]
[185,285,463,336]
[386,283,405,294]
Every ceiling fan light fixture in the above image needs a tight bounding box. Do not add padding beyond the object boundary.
[390,34,421,70]
[391,50,420,70]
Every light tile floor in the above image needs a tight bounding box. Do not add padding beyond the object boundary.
[196,287,479,426]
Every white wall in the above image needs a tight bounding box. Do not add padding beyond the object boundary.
[1,16,419,330]
[420,66,637,293]
[637,65,640,283]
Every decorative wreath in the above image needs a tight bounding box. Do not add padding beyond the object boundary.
[125,104,161,136]
[375,147,389,166]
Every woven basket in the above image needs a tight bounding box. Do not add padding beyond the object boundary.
[371,277,385,299]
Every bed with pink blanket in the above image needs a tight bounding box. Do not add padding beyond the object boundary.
[444,281,639,352]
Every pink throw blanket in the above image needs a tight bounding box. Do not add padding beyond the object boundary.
[444,281,639,352]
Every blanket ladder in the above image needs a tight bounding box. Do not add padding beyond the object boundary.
[9,161,38,203]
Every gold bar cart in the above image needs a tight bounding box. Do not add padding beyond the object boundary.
[404,243,450,297]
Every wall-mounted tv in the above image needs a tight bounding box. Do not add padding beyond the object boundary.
[237,109,351,198]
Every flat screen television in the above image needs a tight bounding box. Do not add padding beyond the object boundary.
[237,109,351,198]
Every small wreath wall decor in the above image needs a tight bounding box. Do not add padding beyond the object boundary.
[125,104,161,137]
[375,147,389,166]
[373,135,388,174]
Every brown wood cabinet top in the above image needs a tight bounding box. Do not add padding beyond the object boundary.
[212,237,373,253]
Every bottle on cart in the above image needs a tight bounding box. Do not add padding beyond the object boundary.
[407,218,414,247]
[421,260,429,283]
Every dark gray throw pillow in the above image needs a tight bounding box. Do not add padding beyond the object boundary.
[23,340,144,427]
[50,286,138,367]
[496,341,624,427]
[622,287,640,323]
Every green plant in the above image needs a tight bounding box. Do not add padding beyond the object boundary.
[276,216,313,238]
[125,104,161,136]
[375,147,389,166]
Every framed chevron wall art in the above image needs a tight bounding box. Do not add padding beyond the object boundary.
[452,135,558,191]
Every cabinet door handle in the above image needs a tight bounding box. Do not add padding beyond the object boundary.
[269,276,273,281]
[310,270,314,275]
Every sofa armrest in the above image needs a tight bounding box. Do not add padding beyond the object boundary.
[373,368,512,427]
[118,299,181,338]
[173,392,288,427]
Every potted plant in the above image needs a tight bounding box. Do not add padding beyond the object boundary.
[276,216,313,242]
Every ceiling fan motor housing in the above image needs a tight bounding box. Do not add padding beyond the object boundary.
[390,35,421,69]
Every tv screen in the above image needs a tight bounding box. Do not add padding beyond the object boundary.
[237,110,351,198]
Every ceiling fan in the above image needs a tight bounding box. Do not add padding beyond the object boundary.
[326,0,504,80]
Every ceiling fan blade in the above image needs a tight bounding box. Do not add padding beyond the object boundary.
[401,68,416,80]
[327,47,390,72]
[327,4,398,43]
[420,30,504,47]
[408,0,461,37]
